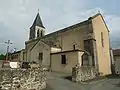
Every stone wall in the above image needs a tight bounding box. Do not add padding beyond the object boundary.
[72,66,98,82]
[0,61,3,68]
[0,68,47,90]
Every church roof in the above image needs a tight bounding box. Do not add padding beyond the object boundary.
[51,49,84,55]
[26,19,90,44]
[31,13,45,28]
[26,13,107,44]
[30,39,57,51]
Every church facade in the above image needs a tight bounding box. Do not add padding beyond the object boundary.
[25,12,111,75]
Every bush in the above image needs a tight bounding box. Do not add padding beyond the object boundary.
[0,54,5,60]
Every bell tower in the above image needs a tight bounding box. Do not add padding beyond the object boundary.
[29,12,45,40]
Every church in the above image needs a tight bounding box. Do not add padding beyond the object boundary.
[10,12,111,75]
[23,12,111,75]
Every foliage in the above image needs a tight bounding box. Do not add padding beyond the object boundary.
[0,54,5,60]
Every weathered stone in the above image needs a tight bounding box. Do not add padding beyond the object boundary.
[72,65,98,82]
[0,68,47,90]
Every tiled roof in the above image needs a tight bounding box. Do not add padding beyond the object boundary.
[26,19,90,44]
[51,49,84,55]
[26,13,103,44]
[30,39,56,51]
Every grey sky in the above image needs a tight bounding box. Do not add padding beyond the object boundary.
[0,0,120,53]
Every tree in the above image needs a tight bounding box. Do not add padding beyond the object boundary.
[0,54,5,60]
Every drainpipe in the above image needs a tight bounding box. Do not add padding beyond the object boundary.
[50,52,52,71]
[110,48,115,75]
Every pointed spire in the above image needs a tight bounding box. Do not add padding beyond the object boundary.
[32,12,45,28]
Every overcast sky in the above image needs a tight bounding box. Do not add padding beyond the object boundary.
[0,0,120,53]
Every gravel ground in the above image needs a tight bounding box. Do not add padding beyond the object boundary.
[44,72,120,90]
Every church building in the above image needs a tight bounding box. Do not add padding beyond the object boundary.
[25,12,111,75]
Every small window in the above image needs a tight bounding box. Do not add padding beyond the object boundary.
[82,53,89,66]
[101,32,104,47]
[61,55,66,64]
[39,52,43,61]
[37,30,39,37]
[41,31,43,37]
[73,44,75,50]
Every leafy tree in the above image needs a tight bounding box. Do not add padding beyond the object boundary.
[0,54,5,60]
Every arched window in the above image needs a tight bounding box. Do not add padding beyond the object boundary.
[37,30,39,37]
[73,44,75,50]
[41,30,43,37]
[82,53,89,66]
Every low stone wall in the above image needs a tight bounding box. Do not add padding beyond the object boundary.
[0,68,47,90]
[72,66,98,82]
[0,60,3,68]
